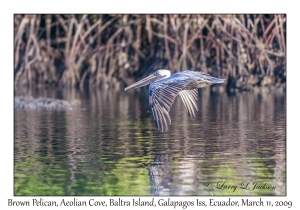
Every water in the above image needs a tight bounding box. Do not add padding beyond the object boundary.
[14,86,286,196]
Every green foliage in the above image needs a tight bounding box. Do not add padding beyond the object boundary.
[14,157,151,196]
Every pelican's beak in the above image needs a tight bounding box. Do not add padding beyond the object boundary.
[125,74,165,91]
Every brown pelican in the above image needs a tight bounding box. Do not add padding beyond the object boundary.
[125,70,225,131]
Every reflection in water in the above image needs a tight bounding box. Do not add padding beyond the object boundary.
[14,86,286,195]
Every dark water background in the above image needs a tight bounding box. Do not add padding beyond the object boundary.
[14,86,286,196]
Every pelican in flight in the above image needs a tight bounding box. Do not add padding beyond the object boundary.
[125,70,225,131]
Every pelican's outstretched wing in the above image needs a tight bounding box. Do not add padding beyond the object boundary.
[149,70,224,131]
[178,89,198,118]
[148,74,195,132]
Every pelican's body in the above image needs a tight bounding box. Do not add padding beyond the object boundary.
[125,70,225,131]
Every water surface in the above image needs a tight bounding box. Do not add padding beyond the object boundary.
[14,87,286,195]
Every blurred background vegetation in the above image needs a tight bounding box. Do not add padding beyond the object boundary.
[14,14,286,90]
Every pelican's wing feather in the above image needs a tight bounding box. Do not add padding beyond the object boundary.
[178,89,198,118]
[149,75,192,131]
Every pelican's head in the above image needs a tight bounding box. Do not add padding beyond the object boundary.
[125,69,171,91]
[154,69,171,78]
